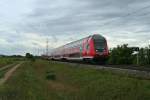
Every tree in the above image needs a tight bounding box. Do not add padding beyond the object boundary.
[25,53,35,61]
[138,47,150,65]
[108,44,134,64]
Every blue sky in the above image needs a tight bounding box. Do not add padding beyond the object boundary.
[0,0,150,55]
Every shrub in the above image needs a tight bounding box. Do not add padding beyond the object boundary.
[108,44,134,65]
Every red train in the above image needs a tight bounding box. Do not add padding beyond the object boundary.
[49,34,109,63]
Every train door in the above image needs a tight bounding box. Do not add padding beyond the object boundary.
[82,37,92,57]
[82,38,88,56]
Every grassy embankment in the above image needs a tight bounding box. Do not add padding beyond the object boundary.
[0,60,150,100]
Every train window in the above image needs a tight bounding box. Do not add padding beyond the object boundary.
[86,44,90,51]
[93,36,106,52]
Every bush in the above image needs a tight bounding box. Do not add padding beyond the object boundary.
[138,47,150,65]
[108,44,134,65]
[25,53,35,62]
[46,71,56,80]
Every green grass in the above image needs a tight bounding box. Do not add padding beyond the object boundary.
[0,63,17,79]
[0,57,24,68]
[0,67,12,78]
[0,60,150,100]
[0,58,13,68]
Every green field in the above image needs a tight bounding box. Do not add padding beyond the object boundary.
[0,60,150,100]
[0,58,13,68]
[0,57,24,68]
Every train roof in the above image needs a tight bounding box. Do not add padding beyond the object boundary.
[91,34,105,40]
[52,34,105,50]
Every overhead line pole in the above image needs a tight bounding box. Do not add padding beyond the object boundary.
[46,38,49,56]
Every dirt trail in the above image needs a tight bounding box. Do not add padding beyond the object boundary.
[0,62,23,85]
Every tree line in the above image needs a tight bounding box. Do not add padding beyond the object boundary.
[108,44,150,65]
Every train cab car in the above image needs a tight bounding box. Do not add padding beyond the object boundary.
[49,34,109,63]
[82,34,109,62]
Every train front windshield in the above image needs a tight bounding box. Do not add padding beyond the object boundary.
[93,35,106,52]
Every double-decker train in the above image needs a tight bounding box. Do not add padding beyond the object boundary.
[49,34,109,63]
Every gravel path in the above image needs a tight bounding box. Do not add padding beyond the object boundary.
[0,62,23,85]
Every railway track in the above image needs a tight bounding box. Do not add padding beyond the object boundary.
[50,60,150,80]
[52,60,150,72]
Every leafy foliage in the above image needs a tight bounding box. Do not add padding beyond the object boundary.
[108,44,134,64]
[138,47,150,65]
[25,53,35,61]
[108,44,150,65]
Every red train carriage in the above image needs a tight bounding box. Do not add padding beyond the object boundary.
[50,34,109,63]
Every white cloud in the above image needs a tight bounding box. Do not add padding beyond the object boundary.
[0,0,150,55]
